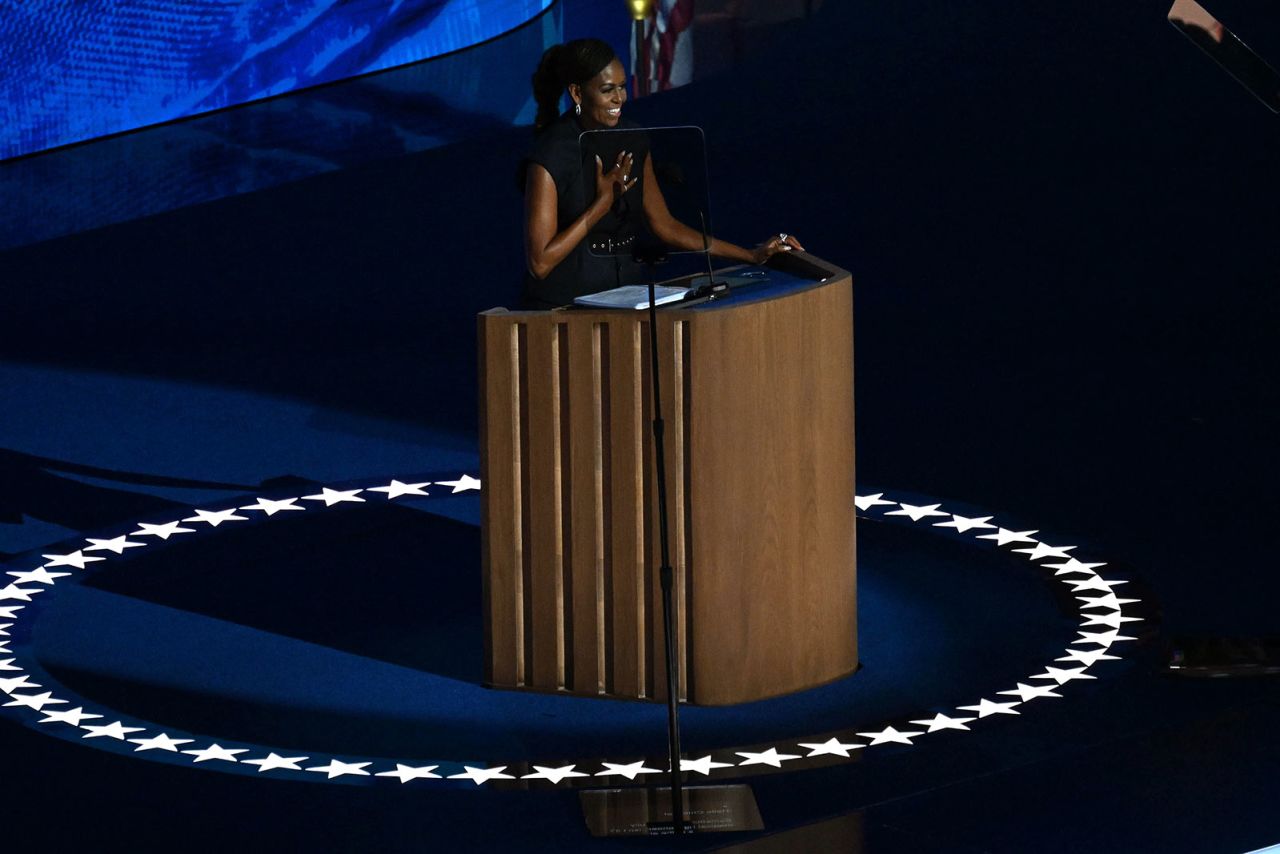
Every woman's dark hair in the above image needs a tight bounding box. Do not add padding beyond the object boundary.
[531,38,618,132]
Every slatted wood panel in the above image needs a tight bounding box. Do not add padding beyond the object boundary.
[480,260,856,705]
[565,321,602,693]
[478,320,520,687]
[480,313,685,698]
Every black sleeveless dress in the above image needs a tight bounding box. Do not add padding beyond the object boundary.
[519,112,652,309]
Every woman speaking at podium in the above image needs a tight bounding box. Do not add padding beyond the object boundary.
[521,38,803,309]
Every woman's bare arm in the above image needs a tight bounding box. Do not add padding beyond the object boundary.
[524,155,636,280]
[640,154,803,263]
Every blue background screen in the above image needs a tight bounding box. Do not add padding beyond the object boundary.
[0,0,553,161]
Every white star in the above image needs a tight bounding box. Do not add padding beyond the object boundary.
[239,497,305,516]
[1013,542,1076,561]
[0,675,41,693]
[306,760,372,779]
[735,748,801,768]
[957,698,1021,718]
[677,756,735,775]
[41,550,105,570]
[0,607,23,619]
[435,475,481,494]
[1030,666,1098,685]
[182,744,249,763]
[998,682,1063,702]
[448,765,515,785]
[885,502,948,522]
[522,764,588,784]
[1080,612,1143,629]
[1073,629,1137,647]
[1044,558,1107,576]
[8,567,70,585]
[856,726,924,745]
[4,691,68,711]
[1076,593,1140,610]
[182,508,248,527]
[0,622,9,637]
[376,764,441,783]
[934,514,997,533]
[909,713,975,732]
[796,737,864,757]
[1065,576,1128,593]
[132,521,197,540]
[1056,648,1120,666]
[129,733,194,752]
[84,536,146,555]
[977,528,1038,546]
[0,658,22,671]
[854,493,896,511]
[367,480,432,499]
[39,706,102,726]
[302,488,365,506]
[242,753,309,773]
[0,585,41,602]
[81,721,145,740]
[0,641,9,654]
[594,761,662,780]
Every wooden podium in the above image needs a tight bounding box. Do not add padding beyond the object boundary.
[478,254,856,706]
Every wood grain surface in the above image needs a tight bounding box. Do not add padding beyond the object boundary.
[479,256,856,705]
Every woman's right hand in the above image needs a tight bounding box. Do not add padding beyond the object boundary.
[595,151,638,206]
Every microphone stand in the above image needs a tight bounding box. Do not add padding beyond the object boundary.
[633,240,685,836]
[581,238,763,837]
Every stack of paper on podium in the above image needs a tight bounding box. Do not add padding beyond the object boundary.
[573,284,690,310]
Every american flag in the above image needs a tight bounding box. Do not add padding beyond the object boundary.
[635,0,695,94]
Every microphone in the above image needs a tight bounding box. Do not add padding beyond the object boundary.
[688,210,728,301]
[646,159,724,301]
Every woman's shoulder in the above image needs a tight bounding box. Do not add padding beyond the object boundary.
[524,115,579,183]
[520,113,579,192]
[530,112,579,158]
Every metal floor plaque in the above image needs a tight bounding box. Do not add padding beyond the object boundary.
[581,785,763,837]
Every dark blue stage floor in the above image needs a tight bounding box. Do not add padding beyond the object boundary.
[3,1,1280,852]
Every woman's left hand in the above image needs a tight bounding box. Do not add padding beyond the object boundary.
[751,232,805,265]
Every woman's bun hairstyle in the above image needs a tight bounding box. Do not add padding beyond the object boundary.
[531,38,619,132]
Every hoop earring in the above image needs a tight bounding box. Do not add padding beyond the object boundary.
[575,103,581,116]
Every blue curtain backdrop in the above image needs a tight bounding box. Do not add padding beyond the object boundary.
[0,0,553,161]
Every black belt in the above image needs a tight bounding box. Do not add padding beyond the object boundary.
[588,234,636,254]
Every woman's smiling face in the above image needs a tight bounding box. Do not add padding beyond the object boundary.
[571,58,627,129]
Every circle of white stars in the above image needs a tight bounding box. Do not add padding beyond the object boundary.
[0,479,1142,788]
